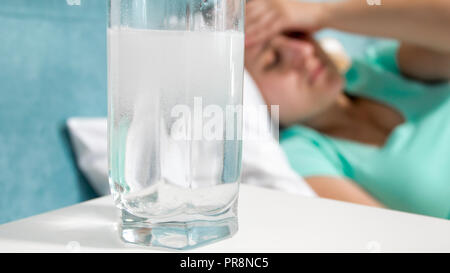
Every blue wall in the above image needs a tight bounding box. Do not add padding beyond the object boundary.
[0,0,107,224]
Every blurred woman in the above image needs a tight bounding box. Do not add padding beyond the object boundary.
[245,32,450,218]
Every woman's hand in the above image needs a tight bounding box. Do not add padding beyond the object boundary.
[245,0,326,47]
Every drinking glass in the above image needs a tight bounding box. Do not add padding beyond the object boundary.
[107,0,244,249]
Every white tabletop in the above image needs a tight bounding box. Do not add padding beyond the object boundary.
[0,184,449,252]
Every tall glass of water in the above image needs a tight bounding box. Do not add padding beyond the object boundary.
[107,0,244,249]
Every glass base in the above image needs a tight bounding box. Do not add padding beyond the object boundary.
[119,209,238,250]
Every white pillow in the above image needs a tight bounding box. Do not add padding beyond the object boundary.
[67,71,316,197]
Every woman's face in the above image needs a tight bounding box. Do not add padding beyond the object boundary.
[245,34,344,126]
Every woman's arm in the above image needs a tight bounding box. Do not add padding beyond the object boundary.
[245,0,450,80]
[323,0,450,53]
[305,176,385,208]
[246,0,450,53]
[397,43,450,82]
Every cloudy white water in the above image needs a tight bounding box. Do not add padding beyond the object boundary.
[108,28,244,218]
